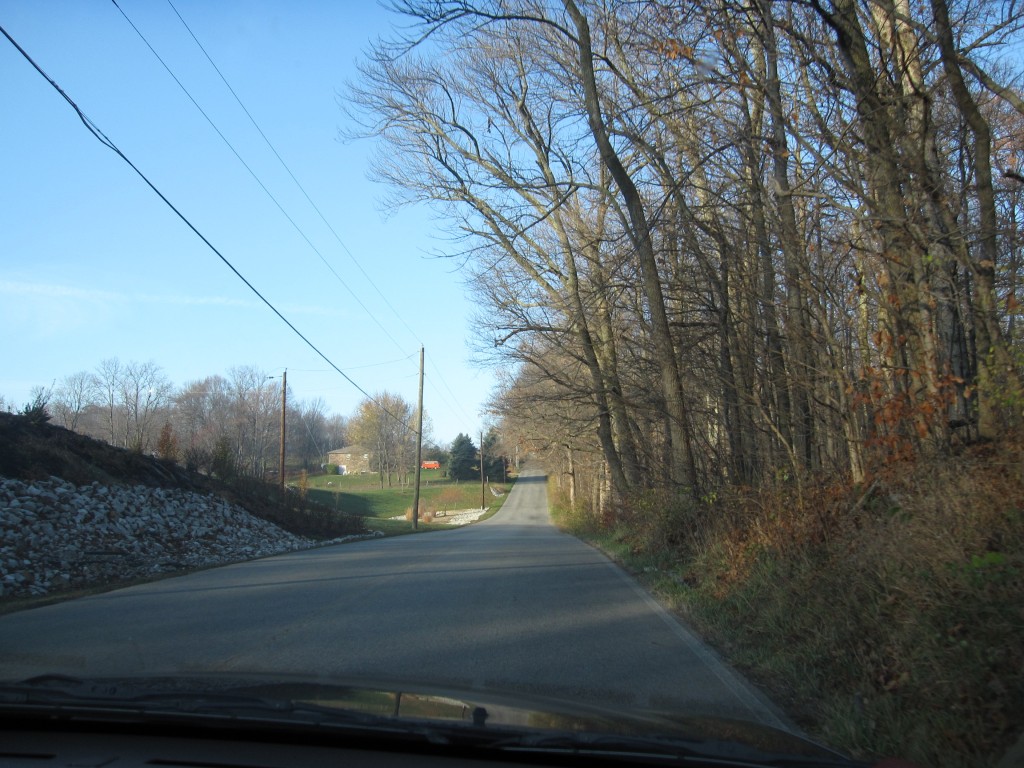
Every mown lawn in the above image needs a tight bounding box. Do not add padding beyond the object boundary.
[302,469,510,536]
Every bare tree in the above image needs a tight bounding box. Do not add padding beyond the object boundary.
[227,366,280,478]
[347,392,417,487]
[357,0,1023,511]
[324,413,349,453]
[174,375,232,472]
[94,357,124,446]
[291,397,329,471]
[119,360,173,452]
[51,371,96,431]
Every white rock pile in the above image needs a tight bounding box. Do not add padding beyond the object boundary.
[387,508,488,525]
[0,476,377,600]
[441,508,489,525]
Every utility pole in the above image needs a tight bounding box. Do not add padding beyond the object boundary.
[411,348,425,529]
[279,369,287,492]
[480,429,485,511]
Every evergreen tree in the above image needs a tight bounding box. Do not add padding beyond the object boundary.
[481,428,505,481]
[447,433,477,481]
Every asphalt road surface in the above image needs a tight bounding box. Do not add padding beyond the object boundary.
[0,467,787,727]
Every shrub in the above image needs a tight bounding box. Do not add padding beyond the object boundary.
[156,422,179,463]
[210,436,237,480]
[556,437,1024,768]
[184,445,210,473]
[404,504,436,523]
[615,487,704,555]
[20,387,52,425]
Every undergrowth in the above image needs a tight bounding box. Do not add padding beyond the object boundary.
[551,441,1024,768]
[217,479,366,540]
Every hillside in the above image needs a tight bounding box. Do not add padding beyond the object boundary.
[0,411,208,490]
[553,440,1024,768]
[0,412,366,604]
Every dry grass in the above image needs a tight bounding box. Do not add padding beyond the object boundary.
[559,439,1024,768]
[404,506,436,524]
[433,486,465,513]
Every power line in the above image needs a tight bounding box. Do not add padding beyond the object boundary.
[121,0,477,438]
[294,406,327,460]
[0,22,417,435]
[165,0,426,350]
[427,357,478,425]
[425,373,472,427]
[110,0,409,354]
[287,353,419,373]
[163,1,481,435]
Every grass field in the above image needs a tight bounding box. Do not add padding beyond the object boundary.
[301,469,510,535]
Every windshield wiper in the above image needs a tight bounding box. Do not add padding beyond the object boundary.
[0,675,416,733]
[487,730,865,768]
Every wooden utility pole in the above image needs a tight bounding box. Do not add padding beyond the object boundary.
[480,429,485,511]
[411,348,425,529]
[279,369,287,492]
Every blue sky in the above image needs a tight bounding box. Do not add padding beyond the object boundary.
[1,1,492,445]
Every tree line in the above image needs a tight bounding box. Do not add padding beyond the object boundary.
[11,359,507,488]
[448,431,509,483]
[12,359,440,483]
[345,390,437,486]
[349,0,1024,513]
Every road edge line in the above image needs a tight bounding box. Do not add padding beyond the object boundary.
[583,540,799,735]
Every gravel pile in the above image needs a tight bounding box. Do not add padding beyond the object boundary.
[387,508,488,525]
[0,476,375,600]
[441,508,488,525]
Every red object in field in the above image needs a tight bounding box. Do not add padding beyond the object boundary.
[421,460,441,470]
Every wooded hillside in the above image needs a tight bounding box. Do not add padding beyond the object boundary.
[350,0,1024,506]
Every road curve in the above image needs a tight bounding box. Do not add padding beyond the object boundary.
[0,467,788,728]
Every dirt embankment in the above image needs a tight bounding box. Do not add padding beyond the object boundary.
[0,412,369,604]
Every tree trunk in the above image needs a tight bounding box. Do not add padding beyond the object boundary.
[758,0,814,468]
[567,445,577,510]
[931,0,1021,438]
[563,0,698,493]
[816,0,943,450]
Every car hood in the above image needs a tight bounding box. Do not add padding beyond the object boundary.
[0,672,860,766]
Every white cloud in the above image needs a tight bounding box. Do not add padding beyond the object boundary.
[0,280,345,317]
[0,280,252,308]
[0,280,120,303]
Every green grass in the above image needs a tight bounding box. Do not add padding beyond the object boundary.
[306,468,446,492]
[300,470,511,536]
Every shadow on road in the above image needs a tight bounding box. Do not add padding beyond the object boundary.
[510,473,547,484]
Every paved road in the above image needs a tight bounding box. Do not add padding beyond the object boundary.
[0,468,786,727]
